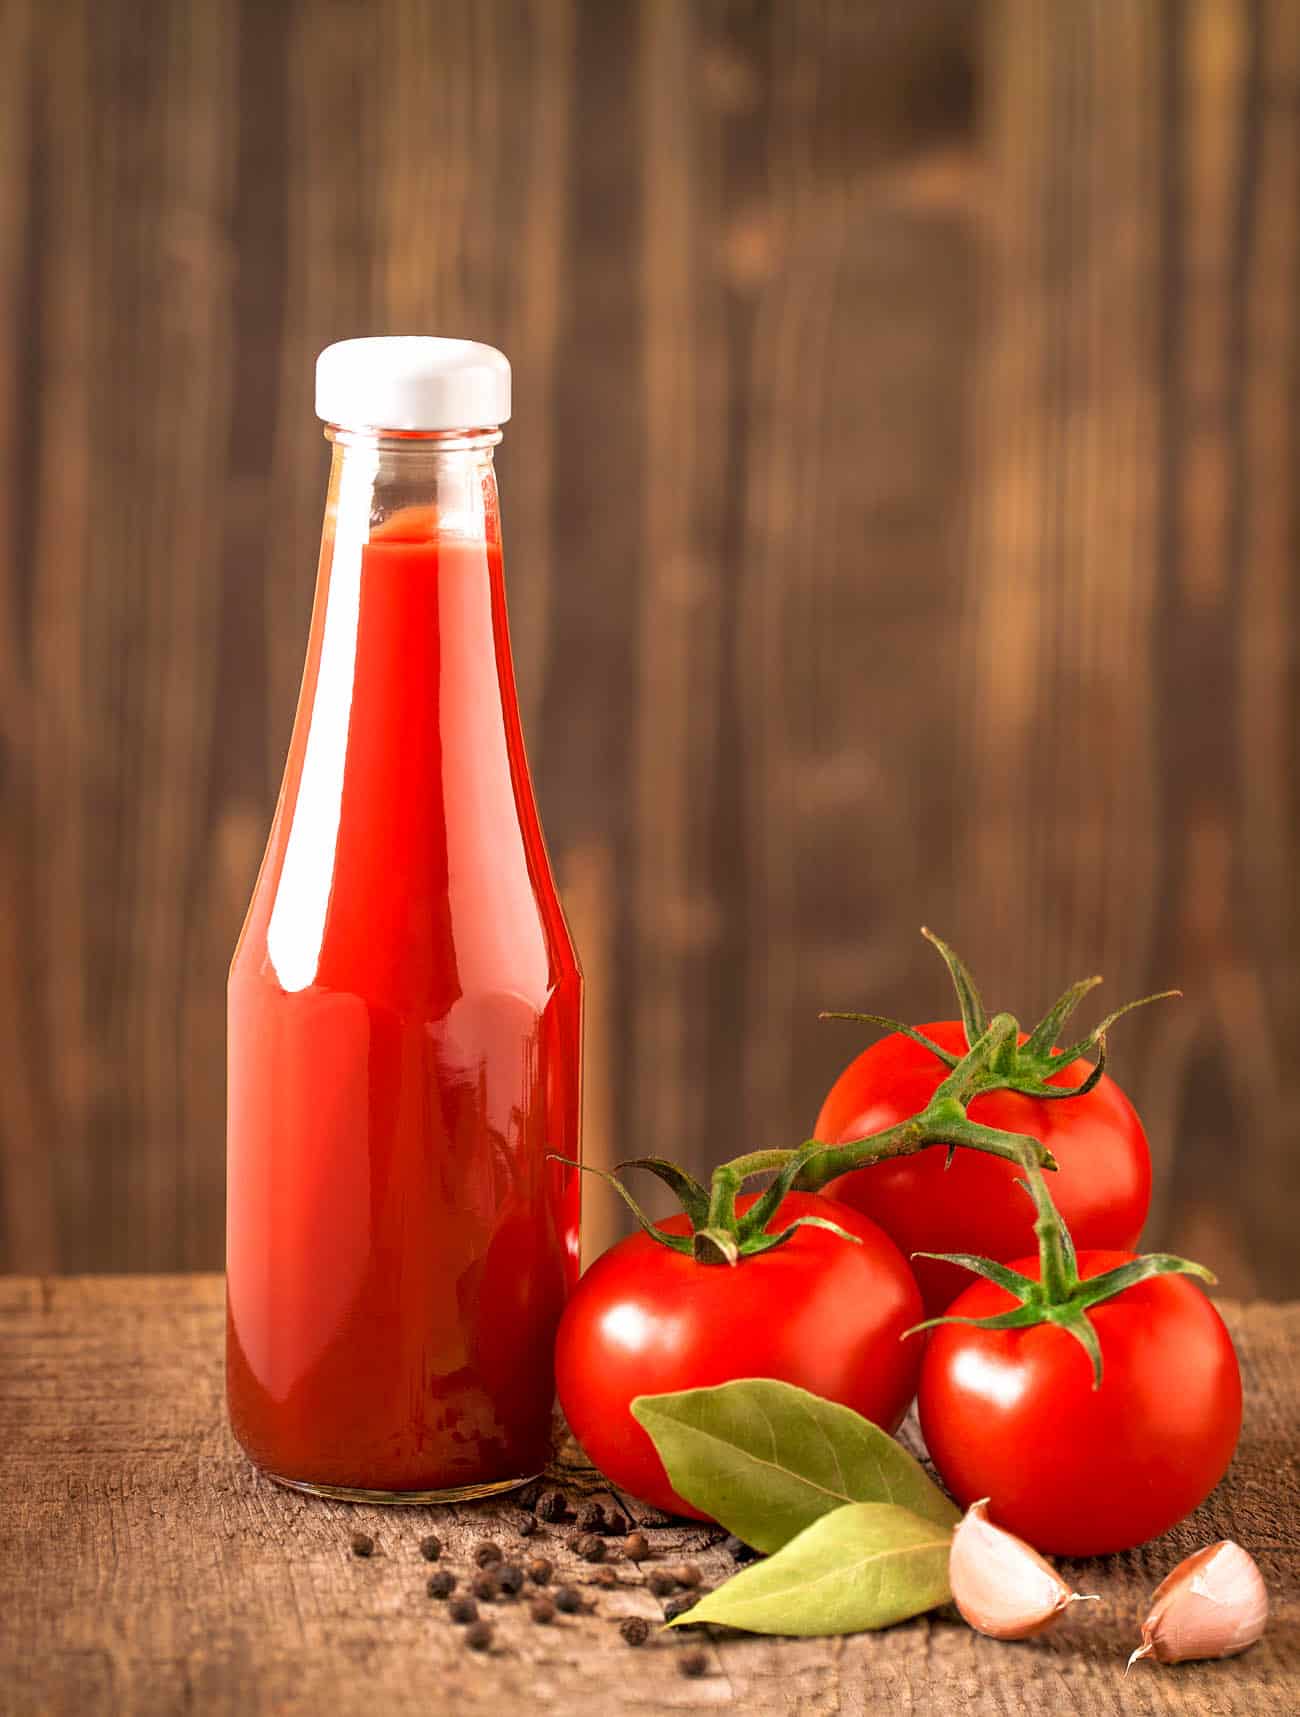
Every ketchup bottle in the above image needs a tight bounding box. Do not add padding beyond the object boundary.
[227,338,582,1500]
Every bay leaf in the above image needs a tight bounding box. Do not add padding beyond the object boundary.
[631,1378,957,1552]
[671,1502,951,1636]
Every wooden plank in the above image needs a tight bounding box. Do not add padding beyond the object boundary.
[1,1276,1296,1714]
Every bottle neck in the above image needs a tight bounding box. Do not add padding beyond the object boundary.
[322,425,502,549]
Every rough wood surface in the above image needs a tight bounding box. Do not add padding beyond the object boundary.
[2,0,1300,1294]
[2,1277,1296,1715]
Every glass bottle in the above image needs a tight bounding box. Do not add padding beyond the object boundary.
[227,338,582,1501]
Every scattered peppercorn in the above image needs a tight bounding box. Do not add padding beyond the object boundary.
[474,1540,503,1567]
[449,1597,479,1625]
[516,1480,542,1509]
[575,1533,606,1563]
[517,1514,540,1539]
[603,1510,630,1537]
[622,1531,650,1562]
[426,1569,457,1599]
[672,1563,703,1589]
[350,1533,375,1558]
[471,1571,499,1601]
[526,1556,554,1586]
[664,1594,704,1625]
[722,1533,758,1564]
[530,1598,556,1625]
[497,1563,525,1596]
[647,1571,677,1597]
[679,1648,708,1678]
[593,1565,618,1588]
[554,1585,583,1615]
[464,1620,494,1652]
[418,1534,442,1562]
[536,1488,569,1523]
[619,1616,651,1647]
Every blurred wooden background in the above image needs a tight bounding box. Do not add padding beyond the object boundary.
[1,0,1297,1295]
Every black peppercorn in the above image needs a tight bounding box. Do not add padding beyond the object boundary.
[517,1514,540,1539]
[679,1648,708,1678]
[672,1562,703,1589]
[497,1563,525,1596]
[575,1533,606,1563]
[516,1480,542,1509]
[619,1616,651,1647]
[474,1540,503,1567]
[722,1533,758,1564]
[426,1569,457,1599]
[449,1597,479,1625]
[418,1534,441,1562]
[530,1598,556,1625]
[554,1585,583,1615]
[536,1488,569,1523]
[603,1510,630,1537]
[464,1619,493,1652]
[592,1565,618,1588]
[526,1555,554,1586]
[622,1531,650,1562]
[470,1570,499,1601]
[647,1570,677,1597]
[575,1501,605,1534]
[350,1533,375,1558]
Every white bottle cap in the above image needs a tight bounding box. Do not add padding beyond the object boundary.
[315,336,511,431]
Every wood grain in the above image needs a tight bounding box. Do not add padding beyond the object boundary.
[2,1275,1296,1715]
[0,0,1298,1290]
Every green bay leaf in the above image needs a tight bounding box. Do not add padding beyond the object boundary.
[671,1502,951,1636]
[630,1378,957,1552]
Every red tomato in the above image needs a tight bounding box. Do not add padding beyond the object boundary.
[555,1192,922,1517]
[816,1021,1151,1315]
[917,1250,1242,1555]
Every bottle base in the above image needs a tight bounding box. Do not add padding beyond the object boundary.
[264,1469,544,1506]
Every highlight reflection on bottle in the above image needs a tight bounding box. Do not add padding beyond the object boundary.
[226,339,582,1501]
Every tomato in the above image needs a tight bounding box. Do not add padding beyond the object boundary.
[917,1250,1242,1555]
[815,1021,1151,1315]
[555,1192,922,1517]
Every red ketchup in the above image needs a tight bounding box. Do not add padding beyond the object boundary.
[227,339,581,1500]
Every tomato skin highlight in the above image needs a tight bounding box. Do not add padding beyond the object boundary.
[917,1250,1242,1556]
[554,1193,923,1517]
[815,1021,1152,1316]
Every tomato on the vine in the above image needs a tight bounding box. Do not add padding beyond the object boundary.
[917,1248,1241,1555]
[555,1192,922,1517]
[816,1020,1152,1316]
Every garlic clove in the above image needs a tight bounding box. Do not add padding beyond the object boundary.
[1128,1541,1268,1670]
[949,1498,1100,1640]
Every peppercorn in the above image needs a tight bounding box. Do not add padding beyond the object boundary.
[471,1570,499,1601]
[526,1556,553,1586]
[575,1533,606,1563]
[575,1500,605,1534]
[426,1569,457,1599]
[619,1616,651,1647]
[554,1585,583,1614]
[679,1648,708,1678]
[418,1534,441,1562]
[622,1531,650,1562]
[530,1597,556,1625]
[592,1565,618,1588]
[464,1619,493,1652]
[603,1510,630,1537]
[673,1562,703,1589]
[647,1570,677,1597]
[722,1533,758,1564]
[449,1597,479,1625]
[664,1594,704,1625]
[497,1563,525,1596]
[350,1533,375,1558]
[536,1488,569,1523]
[516,1480,542,1509]
[517,1514,540,1539]
[474,1540,503,1567]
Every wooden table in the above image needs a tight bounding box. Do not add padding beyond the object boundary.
[3,1278,1296,1715]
